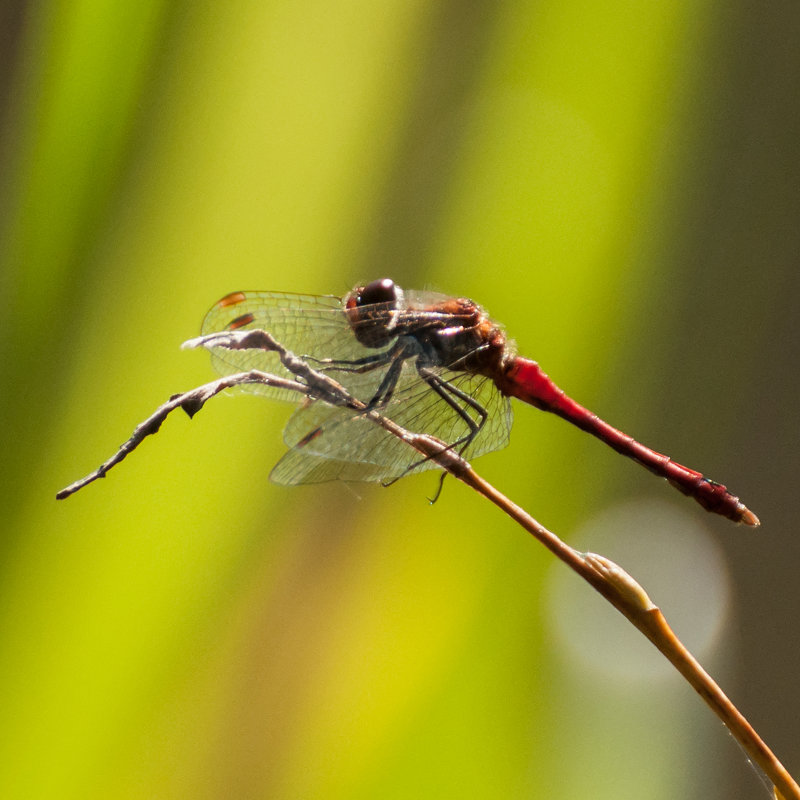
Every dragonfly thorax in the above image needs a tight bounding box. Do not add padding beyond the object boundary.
[410,296,509,377]
[346,279,509,377]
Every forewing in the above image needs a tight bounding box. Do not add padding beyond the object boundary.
[201,290,390,402]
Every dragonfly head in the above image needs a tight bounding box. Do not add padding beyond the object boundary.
[345,278,404,349]
[354,278,401,307]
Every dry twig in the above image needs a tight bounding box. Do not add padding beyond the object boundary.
[57,330,799,799]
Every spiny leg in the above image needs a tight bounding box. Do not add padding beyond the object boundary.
[382,366,489,500]
[305,339,406,375]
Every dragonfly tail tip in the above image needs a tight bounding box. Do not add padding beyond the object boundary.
[738,505,761,527]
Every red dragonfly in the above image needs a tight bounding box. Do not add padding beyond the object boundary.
[202,278,758,526]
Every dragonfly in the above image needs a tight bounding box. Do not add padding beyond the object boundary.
[201,277,759,526]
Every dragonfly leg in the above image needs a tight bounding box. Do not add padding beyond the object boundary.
[365,349,407,407]
[306,340,406,374]
[381,366,489,496]
[427,471,449,504]
[419,367,488,452]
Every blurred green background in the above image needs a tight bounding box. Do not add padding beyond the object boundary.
[1,2,798,798]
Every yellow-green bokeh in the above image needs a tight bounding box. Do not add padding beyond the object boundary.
[2,2,798,799]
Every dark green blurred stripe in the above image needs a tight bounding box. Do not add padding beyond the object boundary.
[0,1,185,548]
[352,1,508,285]
[0,1,30,159]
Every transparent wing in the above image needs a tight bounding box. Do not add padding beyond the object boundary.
[382,367,512,462]
[200,290,393,403]
[201,288,514,486]
[270,365,512,485]
[270,405,412,484]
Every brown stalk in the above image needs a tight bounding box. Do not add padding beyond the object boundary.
[57,330,799,799]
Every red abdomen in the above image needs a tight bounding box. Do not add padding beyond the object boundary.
[497,357,758,526]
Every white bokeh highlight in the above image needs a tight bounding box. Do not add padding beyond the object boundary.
[546,499,733,682]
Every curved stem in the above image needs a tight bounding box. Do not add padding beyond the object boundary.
[56,329,798,797]
[443,460,799,800]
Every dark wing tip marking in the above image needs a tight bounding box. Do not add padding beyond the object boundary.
[297,427,323,448]
[217,291,247,308]
[227,312,256,330]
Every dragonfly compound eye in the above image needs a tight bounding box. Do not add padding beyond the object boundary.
[357,278,397,307]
